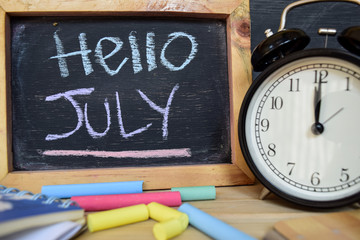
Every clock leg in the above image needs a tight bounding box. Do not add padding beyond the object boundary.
[259,187,272,200]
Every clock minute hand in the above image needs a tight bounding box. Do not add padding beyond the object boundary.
[323,107,344,125]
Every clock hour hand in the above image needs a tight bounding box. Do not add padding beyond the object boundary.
[312,80,324,135]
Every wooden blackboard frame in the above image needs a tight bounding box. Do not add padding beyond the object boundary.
[0,0,254,193]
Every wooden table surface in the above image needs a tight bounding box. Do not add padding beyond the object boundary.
[75,183,356,240]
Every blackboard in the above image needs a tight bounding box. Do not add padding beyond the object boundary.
[11,17,230,170]
[250,0,360,79]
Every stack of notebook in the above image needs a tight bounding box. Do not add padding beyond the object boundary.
[0,185,85,240]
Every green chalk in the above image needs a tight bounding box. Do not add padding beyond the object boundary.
[171,186,216,201]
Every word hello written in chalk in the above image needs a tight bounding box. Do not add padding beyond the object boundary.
[46,31,198,141]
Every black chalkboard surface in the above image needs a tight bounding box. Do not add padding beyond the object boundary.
[11,17,230,170]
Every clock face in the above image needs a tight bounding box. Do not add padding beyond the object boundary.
[240,49,360,207]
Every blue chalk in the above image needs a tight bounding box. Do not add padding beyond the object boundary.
[178,203,256,240]
[41,181,143,198]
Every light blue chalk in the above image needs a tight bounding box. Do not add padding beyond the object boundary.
[41,181,143,198]
[178,203,256,240]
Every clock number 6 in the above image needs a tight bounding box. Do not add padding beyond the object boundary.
[311,172,320,186]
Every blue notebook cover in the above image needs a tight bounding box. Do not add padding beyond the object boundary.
[0,193,84,237]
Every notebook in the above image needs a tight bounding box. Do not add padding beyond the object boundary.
[0,186,84,238]
[1,220,86,240]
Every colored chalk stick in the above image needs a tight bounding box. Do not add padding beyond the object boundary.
[153,213,189,240]
[178,203,256,240]
[148,202,183,222]
[42,181,143,198]
[171,186,216,201]
[72,191,182,211]
[87,204,149,232]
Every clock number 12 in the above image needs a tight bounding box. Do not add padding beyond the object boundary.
[314,70,328,84]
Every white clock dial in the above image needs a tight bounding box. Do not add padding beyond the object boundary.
[240,50,360,207]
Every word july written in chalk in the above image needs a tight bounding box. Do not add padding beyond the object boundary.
[45,85,179,141]
[46,30,198,141]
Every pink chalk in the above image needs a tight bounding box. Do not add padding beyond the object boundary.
[71,191,182,211]
[42,148,191,159]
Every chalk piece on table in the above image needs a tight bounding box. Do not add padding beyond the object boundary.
[87,204,149,232]
[41,181,143,198]
[148,202,183,222]
[148,202,189,240]
[171,186,216,201]
[72,191,182,211]
[153,213,189,240]
[178,203,256,240]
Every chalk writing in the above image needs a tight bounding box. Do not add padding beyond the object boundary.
[85,98,111,139]
[146,32,157,71]
[129,31,143,74]
[11,17,230,169]
[94,37,128,76]
[45,88,94,141]
[47,30,197,142]
[45,84,179,141]
[137,84,179,140]
[42,148,192,159]
[50,31,198,77]
[51,32,93,77]
[161,32,198,71]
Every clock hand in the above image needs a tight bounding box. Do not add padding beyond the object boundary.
[323,107,344,125]
[312,81,324,135]
[314,86,321,122]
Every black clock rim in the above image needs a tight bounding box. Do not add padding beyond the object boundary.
[238,48,360,208]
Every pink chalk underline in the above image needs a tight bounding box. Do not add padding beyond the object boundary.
[42,148,191,159]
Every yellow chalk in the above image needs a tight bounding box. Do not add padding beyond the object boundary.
[148,202,183,222]
[176,212,189,231]
[153,213,189,240]
[148,202,189,240]
[87,204,149,232]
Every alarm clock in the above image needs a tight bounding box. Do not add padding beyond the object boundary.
[238,0,360,208]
